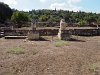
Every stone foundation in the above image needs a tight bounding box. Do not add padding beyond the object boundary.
[27,31,40,40]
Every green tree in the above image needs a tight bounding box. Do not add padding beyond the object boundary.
[39,15,49,21]
[11,11,29,27]
[0,2,13,23]
[12,9,100,27]
[96,16,100,25]
[11,11,29,23]
[78,20,87,27]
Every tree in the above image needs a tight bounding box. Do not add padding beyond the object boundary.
[11,11,29,23]
[39,15,49,21]
[0,2,13,23]
[96,16,100,25]
[78,20,87,27]
[10,9,100,27]
[11,11,29,27]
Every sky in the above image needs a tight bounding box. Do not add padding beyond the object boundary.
[0,0,100,13]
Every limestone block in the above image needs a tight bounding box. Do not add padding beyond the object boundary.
[58,32,61,40]
[27,31,39,40]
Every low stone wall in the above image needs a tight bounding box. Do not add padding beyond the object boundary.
[4,30,28,36]
[0,27,12,31]
[70,29,100,36]
[4,29,58,36]
[0,30,4,37]
[58,30,71,40]
[3,28,100,38]
[38,29,58,36]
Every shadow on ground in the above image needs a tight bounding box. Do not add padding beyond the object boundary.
[68,38,86,42]
[29,37,49,41]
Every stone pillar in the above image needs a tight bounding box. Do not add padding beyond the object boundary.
[31,22,36,30]
[27,30,39,40]
[58,19,70,40]
[27,22,40,40]
[60,19,66,30]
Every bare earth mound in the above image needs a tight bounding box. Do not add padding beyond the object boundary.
[0,36,100,75]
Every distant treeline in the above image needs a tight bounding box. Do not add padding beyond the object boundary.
[0,2,100,27]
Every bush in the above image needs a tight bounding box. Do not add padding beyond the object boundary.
[11,11,29,23]
[89,63,100,72]
[54,40,69,47]
[78,20,87,27]
[7,47,25,55]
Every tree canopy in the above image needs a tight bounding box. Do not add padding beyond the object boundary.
[1,2,100,27]
[28,10,100,24]
[0,2,13,23]
[11,11,29,23]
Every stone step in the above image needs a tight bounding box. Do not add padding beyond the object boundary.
[5,36,27,39]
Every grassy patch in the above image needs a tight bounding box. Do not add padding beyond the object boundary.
[7,47,25,55]
[54,40,69,47]
[89,63,100,72]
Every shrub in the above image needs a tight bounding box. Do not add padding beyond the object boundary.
[54,40,69,47]
[78,20,87,27]
[89,63,100,72]
[7,47,25,55]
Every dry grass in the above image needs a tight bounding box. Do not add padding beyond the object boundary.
[7,47,25,55]
[54,40,69,47]
[89,63,100,71]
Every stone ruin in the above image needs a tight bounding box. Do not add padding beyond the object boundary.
[28,19,71,41]
[27,22,40,40]
[59,19,66,30]
[58,19,71,40]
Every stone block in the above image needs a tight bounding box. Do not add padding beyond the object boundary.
[27,31,39,40]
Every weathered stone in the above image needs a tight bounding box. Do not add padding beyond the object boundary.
[58,19,71,40]
[27,22,40,40]
[27,31,39,40]
[31,22,36,30]
[60,19,66,30]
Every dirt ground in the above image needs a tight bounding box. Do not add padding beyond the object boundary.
[0,36,100,75]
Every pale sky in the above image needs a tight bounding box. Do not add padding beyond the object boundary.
[0,0,100,13]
